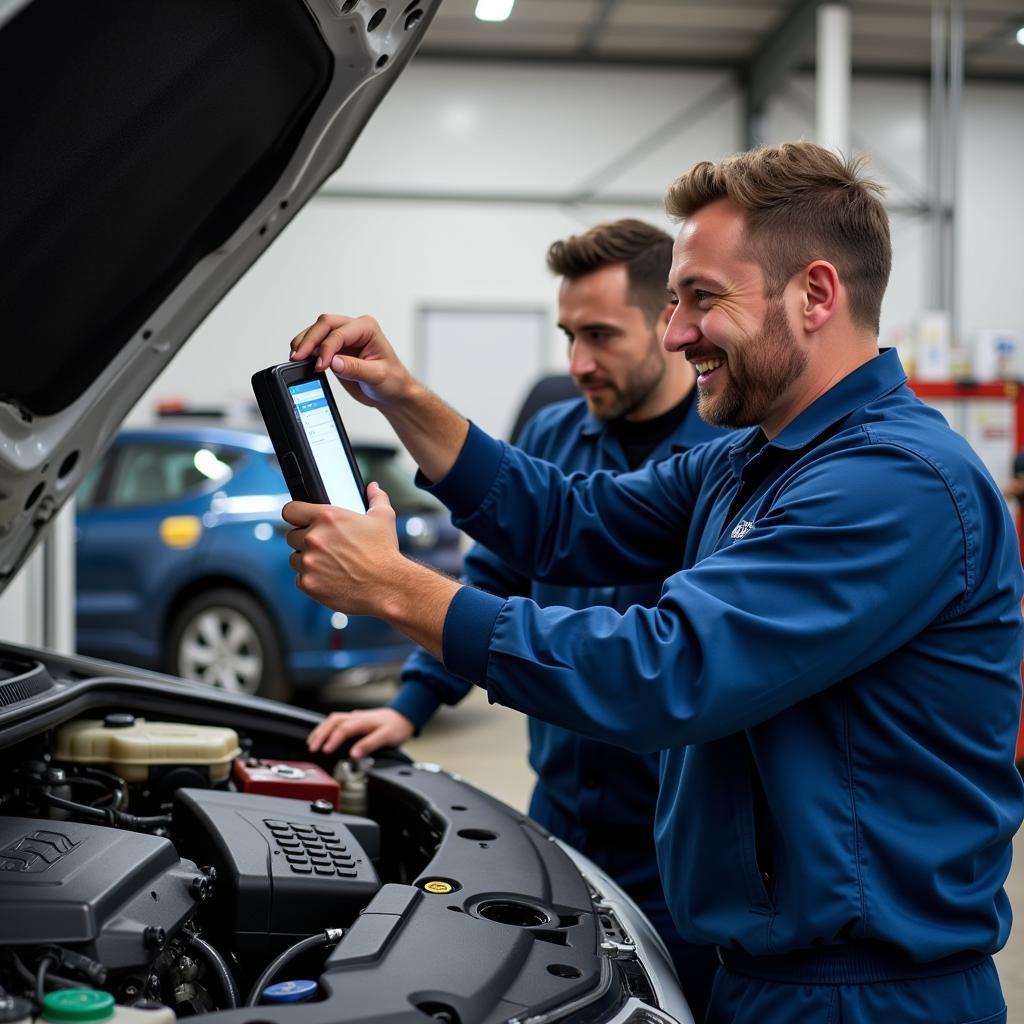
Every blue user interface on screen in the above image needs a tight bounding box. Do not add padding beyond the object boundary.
[288,380,365,513]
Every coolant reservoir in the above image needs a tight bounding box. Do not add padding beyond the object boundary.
[55,717,241,783]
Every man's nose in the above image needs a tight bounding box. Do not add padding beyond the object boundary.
[569,341,597,377]
[663,307,701,352]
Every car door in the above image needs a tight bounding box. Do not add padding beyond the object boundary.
[75,438,239,666]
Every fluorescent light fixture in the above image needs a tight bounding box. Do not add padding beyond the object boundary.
[475,0,514,22]
[1016,26,1024,45]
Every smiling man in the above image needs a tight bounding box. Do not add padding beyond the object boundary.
[284,143,1024,1024]
[306,219,725,1020]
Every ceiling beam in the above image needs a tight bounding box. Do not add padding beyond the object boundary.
[578,0,620,55]
[314,185,929,218]
[410,47,1024,84]
[414,47,743,72]
[746,0,828,116]
[964,11,1024,59]
[570,80,736,201]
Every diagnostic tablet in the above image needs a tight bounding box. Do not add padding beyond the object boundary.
[251,359,367,512]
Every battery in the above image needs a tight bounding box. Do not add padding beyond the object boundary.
[231,758,340,810]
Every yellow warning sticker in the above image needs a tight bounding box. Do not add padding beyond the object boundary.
[422,880,453,894]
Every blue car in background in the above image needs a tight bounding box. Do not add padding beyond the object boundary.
[74,423,462,700]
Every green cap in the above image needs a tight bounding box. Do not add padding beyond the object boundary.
[42,991,115,1023]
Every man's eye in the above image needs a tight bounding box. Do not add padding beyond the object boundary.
[695,290,712,306]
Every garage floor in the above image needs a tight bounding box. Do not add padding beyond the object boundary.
[399,687,1024,1021]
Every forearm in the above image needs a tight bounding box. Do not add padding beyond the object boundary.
[377,558,462,659]
[382,381,470,484]
[428,423,693,585]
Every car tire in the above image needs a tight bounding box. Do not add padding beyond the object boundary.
[166,588,290,701]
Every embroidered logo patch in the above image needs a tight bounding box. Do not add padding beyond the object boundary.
[731,520,754,540]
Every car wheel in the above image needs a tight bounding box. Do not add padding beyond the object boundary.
[166,588,290,701]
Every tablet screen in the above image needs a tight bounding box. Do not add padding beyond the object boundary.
[288,380,366,513]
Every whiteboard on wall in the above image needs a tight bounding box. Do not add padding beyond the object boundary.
[416,306,550,441]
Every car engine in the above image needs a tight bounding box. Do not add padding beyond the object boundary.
[0,676,678,1024]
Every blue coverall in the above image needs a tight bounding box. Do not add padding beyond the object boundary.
[391,394,726,1018]
[426,350,1024,1024]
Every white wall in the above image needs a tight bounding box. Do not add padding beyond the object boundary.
[760,73,1024,348]
[959,84,1024,344]
[128,62,741,442]
[130,60,1024,444]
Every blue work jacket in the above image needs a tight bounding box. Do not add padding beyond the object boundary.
[427,349,1024,961]
[392,396,724,869]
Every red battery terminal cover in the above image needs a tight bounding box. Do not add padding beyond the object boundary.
[232,757,341,810]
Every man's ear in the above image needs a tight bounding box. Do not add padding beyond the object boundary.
[801,261,840,333]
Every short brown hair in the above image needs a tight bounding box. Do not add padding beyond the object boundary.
[665,143,891,334]
[546,218,673,324]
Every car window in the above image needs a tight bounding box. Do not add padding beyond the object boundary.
[75,459,107,511]
[106,443,242,507]
[267,448,442,514]
[353,448,442,514]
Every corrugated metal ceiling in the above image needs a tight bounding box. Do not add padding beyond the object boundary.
[417,0,1024,79]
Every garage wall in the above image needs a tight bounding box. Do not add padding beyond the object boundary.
[761,73,1024,348]
[127,62,741,442]
[129,59,1024,446]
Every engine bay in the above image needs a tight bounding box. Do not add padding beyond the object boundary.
[0,655,669,1024]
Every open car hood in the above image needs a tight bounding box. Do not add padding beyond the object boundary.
[0,645,690,1022]
[0,0,438,592]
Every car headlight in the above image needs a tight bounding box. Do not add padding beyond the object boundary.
[403,515,439,550]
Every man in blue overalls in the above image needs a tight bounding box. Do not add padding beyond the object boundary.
[287,142,1024,1024]
[309,218,726,1020]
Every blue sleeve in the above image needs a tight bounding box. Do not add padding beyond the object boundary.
[426,422,713,586]
[392,440,537,730]
[441,444,973,751]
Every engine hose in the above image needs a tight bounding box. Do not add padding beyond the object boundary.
[183,934,239,1010]
[8,953,80,997]
[41,794,107,824]
[42,793,170,832]
[34,957,54,1007]
[80,767,128,810]
[244,930,343,1007]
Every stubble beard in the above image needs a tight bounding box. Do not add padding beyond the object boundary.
[583,332,666,423]
[697,301,808,429]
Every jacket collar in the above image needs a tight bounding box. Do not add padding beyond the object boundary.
[724,347,906,475]
[580,411,603,438]
[770,347,906,451]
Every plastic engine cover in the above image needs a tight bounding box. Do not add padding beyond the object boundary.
[0,816,202,968]
[172,789,381,952]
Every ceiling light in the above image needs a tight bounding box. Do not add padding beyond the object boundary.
[1016,26,1024,46]
[475,0,514,22]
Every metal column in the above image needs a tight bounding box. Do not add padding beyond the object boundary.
[928,0,965,343]
[41,505,76,654]
[816,3,851,153]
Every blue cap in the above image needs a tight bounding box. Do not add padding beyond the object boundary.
[261,980,318,1004]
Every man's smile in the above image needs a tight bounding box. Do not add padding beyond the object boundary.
[690,356,725,385]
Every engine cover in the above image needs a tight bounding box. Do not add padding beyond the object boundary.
[0,817,202,968]
[172,789,381,953]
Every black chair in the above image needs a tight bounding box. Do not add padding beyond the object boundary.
[508,374,578,445]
